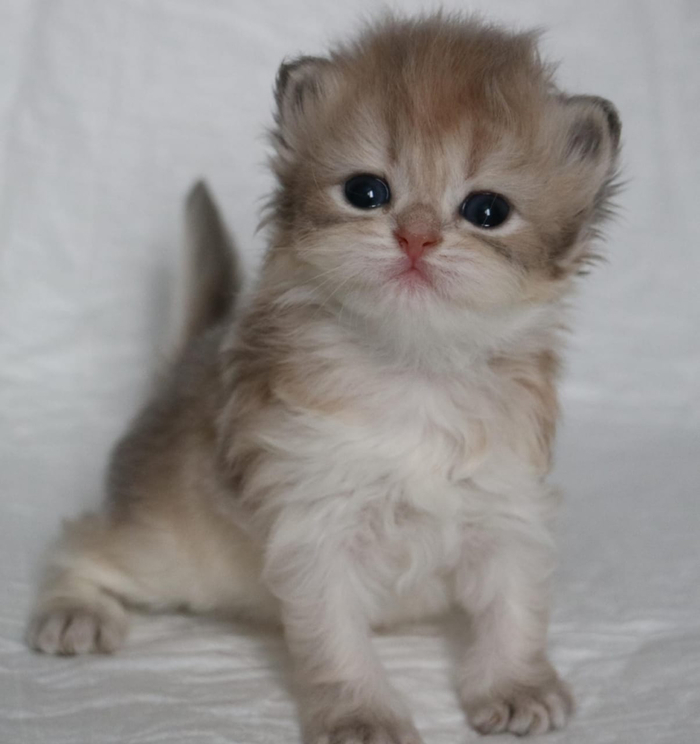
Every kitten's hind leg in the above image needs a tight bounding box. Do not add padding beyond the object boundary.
[26,514,147,655]
[26,507,277,655]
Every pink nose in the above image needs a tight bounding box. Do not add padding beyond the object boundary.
[394,228,441,261]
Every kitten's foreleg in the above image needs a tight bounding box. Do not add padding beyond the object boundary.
[264,525,423,744]
[454,530,573,736]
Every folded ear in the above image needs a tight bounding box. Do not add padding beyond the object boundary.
[562,94,622,162]
[273,56,335,153]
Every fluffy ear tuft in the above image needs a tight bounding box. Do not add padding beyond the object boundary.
[548,94,623,273]
[274,56,334,148]
[563,95,622,161]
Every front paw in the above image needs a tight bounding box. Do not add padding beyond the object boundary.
[308,714,424,744]
[464,675,574,736]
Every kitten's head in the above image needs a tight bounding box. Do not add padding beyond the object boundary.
[266,15,621,336]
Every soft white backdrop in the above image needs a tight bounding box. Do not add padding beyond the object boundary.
[0,1,698,743]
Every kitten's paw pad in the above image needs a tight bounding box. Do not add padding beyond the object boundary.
[313,718,424,744]
[27,605,127,655]
[466,678,574,736]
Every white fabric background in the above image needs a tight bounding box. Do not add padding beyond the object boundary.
[0,1,698,742]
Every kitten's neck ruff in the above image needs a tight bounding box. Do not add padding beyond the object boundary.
[260,268,568,377]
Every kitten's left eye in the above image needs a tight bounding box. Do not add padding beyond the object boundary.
[344,174,391,209]
[460,192,510,228]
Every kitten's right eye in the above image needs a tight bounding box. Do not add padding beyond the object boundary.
[344,174,391,209]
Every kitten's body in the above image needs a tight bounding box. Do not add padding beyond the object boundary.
[27,15,621,742]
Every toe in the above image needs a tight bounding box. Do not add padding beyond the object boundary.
[61,612,99,654]
[469,700,510,735]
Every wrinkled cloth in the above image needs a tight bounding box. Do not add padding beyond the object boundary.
[0,1,698,742]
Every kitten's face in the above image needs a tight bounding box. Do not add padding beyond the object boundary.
[269,19,620,329]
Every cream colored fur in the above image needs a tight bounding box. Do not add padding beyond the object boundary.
[26,13,622,743]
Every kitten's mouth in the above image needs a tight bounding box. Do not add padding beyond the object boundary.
[391,262,433,288]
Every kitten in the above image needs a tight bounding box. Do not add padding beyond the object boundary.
[26,14,621,742]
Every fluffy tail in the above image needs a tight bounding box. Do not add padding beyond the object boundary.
[180,181,241,347]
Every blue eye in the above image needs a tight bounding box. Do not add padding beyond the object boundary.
[460,192,510,228]
[344,174,391,209]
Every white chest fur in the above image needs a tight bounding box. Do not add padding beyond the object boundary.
[259,361,553,624]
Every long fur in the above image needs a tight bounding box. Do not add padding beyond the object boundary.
[26,13,621,743]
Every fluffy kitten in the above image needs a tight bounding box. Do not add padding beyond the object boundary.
[26,14,621,742]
